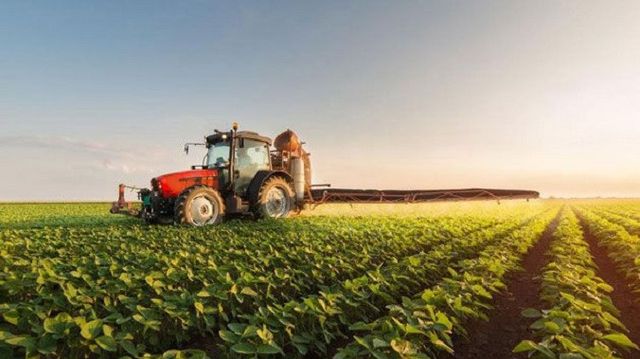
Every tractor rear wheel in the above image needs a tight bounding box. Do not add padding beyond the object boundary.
[254,176,295,219]
[174,186,225,226]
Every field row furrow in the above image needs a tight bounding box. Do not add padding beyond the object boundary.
[514,208,638,358]
[329,209,558,358]
[574,207,640,302]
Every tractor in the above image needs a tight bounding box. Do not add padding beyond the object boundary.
[112,123,311,225]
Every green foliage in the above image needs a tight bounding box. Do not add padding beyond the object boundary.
[0,202,549,357]
[577,205,640,299]
[0,203,139,229]
[514,208,639,359]
[333,208,559,358]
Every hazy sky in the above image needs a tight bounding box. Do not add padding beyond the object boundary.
[1,1,639,200]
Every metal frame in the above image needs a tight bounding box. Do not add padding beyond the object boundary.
[110,184,143,214]
[308,188,539,205]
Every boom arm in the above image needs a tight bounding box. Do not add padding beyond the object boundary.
[309,188,539,204]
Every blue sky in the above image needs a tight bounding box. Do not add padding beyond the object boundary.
[1,1,639,200]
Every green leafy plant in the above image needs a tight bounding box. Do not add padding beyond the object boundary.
[331,209,558,358]
[514,208,639,358]
[576,206,640,304]
[0,202,549,357]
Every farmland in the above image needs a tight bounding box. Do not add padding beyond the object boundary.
[1,201,640,358]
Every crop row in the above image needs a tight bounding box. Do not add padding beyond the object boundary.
[325,207,558,358]
[575,207,640,304]
[0,215,497,303]
[589,208,640,236]
[593,202,640,223]
[212,208,557,358]
[0,211,527,357]
[0,203,138,229]
[514,208,638,358]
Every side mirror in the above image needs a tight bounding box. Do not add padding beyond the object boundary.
[183,143,205,155]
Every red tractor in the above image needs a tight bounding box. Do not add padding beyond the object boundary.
[112,123,311,225]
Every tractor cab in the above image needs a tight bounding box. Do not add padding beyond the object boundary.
[205,130,272,196]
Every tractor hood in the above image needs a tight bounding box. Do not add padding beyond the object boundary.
[152,169,219,198]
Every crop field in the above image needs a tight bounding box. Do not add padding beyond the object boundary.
[1,200,640,358]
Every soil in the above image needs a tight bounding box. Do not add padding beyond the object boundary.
[453,215,560,359]
[579,218,640,359]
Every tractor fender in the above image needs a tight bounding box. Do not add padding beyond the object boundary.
[247,170,293,205]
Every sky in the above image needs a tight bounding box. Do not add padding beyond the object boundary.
[1,1,639,200]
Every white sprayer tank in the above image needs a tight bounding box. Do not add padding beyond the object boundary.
[291,157,305,203]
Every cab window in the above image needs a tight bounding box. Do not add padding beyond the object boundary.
[234,139,270,194]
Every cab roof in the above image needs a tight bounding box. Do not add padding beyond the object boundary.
[206,130,272,146]
[236,131,272,145]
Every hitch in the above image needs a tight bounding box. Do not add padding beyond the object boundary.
[110,184,141,216]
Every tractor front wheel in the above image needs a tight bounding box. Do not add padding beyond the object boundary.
[174,186,225,226]
[254,177,295,219]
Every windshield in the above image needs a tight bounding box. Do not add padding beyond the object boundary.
[206,142,230,168]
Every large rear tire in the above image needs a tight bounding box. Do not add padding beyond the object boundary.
[174,186,225,226]
[253,177,295,219]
